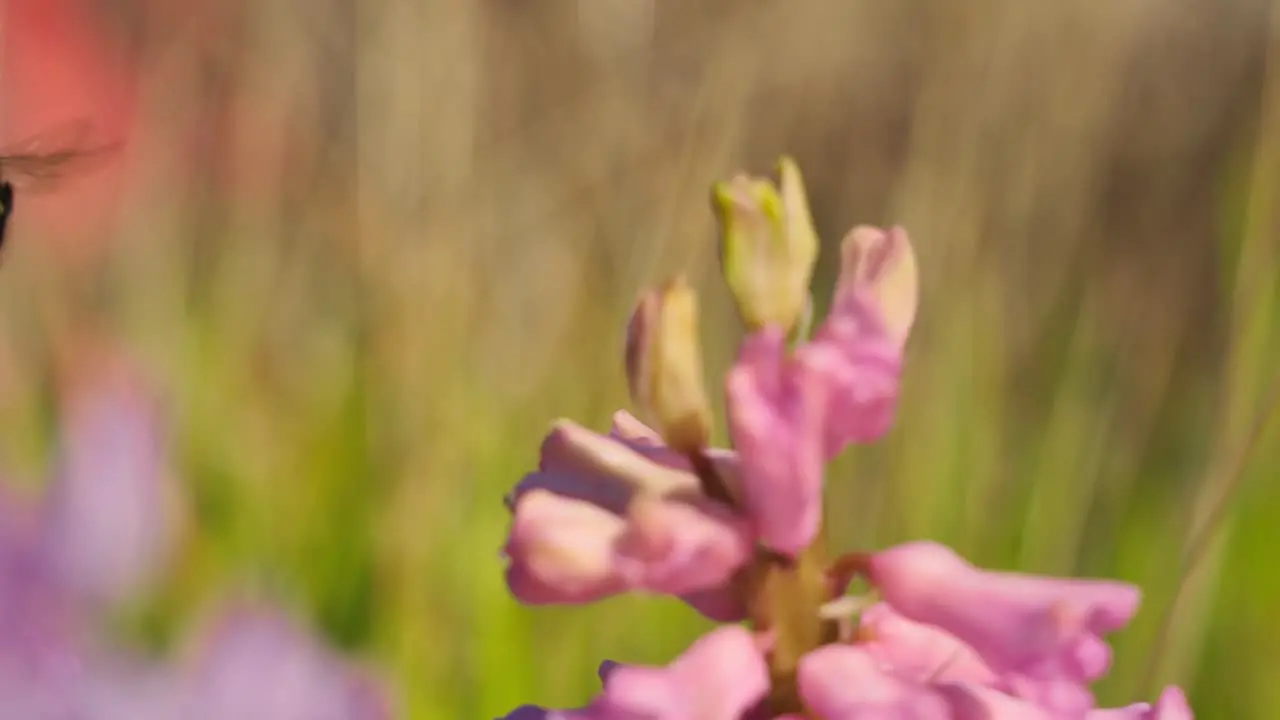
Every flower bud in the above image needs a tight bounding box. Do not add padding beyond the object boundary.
[624,277,713,453]
[711,156,819,333]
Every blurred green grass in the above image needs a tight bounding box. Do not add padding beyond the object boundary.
[2,1,1280,717]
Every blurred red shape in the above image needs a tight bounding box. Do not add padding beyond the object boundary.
[2,0,138,265]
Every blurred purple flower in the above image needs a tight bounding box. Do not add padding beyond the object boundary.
[179,605,391,720]
[0,595,391,720]
[0,350,393,720]
[0,483,179,720]
[0,485,72,642]
[41,354,177,607]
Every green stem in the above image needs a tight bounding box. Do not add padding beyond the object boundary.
[747,530,838,716]
[686,450,840,715]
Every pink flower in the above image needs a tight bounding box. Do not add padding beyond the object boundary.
[500,486,1191,718]
[725,328,827,557]
[500,605,1187,720]
[867,541,1141,713]
[607,411,739,483]
[590,626,769,718]
[803,225,916,457]
[498,625,770,720]
[501,584,1188,719]
[42,352,176,606]
[503,420,753,616]
[724,226,917,557]
[497,199,1194,719]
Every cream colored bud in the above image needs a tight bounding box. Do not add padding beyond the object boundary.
[711,156,819,334]
[624,277,713,452]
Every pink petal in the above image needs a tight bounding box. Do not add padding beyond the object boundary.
[503,489,751,606]
[725,329,826,556]
[594,625,769,718]
[799,330,902,456]
[503,490,629,604]
[515,420,704,511]
[798,645,1056,720]
[795,644,951,718]
[498,629,768,720]
[933,682,1057,720]
[609,410,666,445]
[830,226,918,348]
[856,603,997,685]
[614,495,753,595]
[868,541,1140,713]
[803,225,915,458]
[607,412,742,497]
[602,413,749,620]
[504,421,753,615]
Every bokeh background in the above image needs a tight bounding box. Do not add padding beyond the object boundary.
[3,0,1280,717]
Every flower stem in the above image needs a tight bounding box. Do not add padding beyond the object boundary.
[746,532,837,716]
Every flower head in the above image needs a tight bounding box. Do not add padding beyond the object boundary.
[498,158,1192,719]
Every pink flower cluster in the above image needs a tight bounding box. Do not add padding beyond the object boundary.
[499,224,1192,719]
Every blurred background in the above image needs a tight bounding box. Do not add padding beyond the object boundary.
[2,0,1280,717]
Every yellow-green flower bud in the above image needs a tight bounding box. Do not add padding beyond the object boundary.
[711,156,819,334]
[624,277,713,452]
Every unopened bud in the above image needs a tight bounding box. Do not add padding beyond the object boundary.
[624,277,713,452]
[711,156,819,334]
